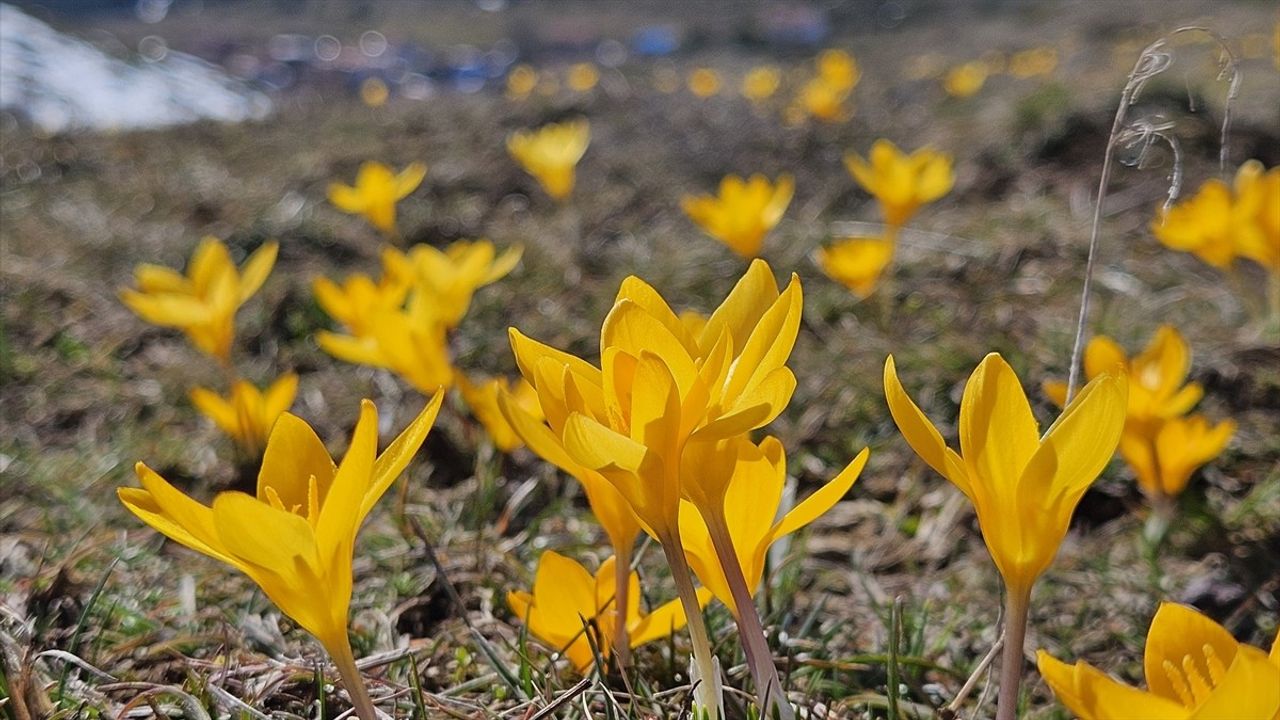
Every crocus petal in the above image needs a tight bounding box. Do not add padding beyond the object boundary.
[509,328,602,390]
[190,386,239,437]
[959,353,1041,494]
[263,373,299,421]
[365,391,443,520]
[482,244,524,285]
[700,259,779,355]
[1144,602,1241,705]
[119,290,213,327]
[629,588,710,647]
[316,400,379,557]
[532,550,597,640]
[770,447,868,541]
[119,463,238,569]
[1189,645,1280,720]
[212,491,322,580]
[883,355,957,482]
[257,413,336,513]
[723,274,802,401]
[395,162,427,198]
[328,183,366,212]
[1083,336,1128,380]
[237,241,278,304]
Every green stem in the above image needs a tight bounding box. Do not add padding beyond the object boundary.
[995,587,1031,720]
[612,539,633,670]
[660,530,722,719]
[704,512,793,720]
[331,633,379,720]
[1267,271,1280,341]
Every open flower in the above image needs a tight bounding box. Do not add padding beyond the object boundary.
[816,49,861,92]
[1044,326,1233,500]
[328,161,427,237]
[794,77,852,123]
[1037,602,1280,719]
[507,119,590,201]
[679,435,868,616]
[190,373,298,457]
[119,394,443,718]
[845,140,954,228]
[1233,160,1280,274]
[383,239,522,328]
[816,232,897,298]
[682,174,794,258]
[885,353,1126,596]
[317,293,453,393]
[313,262,413,341]
[120,237,278,364]
[687,68,722,97]
[457,373,543,452]
[508,551,706,673]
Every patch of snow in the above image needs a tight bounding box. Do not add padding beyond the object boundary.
[0,3,270,134]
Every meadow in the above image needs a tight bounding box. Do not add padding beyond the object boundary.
[1,2,1278,718]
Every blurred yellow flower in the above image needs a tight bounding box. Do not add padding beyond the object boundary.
[457,373,542,452]
[120,237,277,364]
[885,353,1126,596]
[318,293,454,394]
[1008,47,1058,78]
[507,119,590,201]
[679,435,867,616]
[943,61,987,97]
[1119,414,1235,498]
[741,65,782,103]
[681,173,794,258]
[1044,326,1233,500]
[507,551,706,673]
[567,62,600,92]
[816,48,860,91]
[359,77,389,107]
[1037,602,1280,720]
[1232,160,1280,274]
[794,76,851,122]
[119,394,443,718]
[506,64,538,99]
[816,233,897,298]
[1151,179,1239,269]
[383,239,522,328]
[328,161,427,237]
[687,67,722,97]
[190,373,298,457]
[845,139,955,228]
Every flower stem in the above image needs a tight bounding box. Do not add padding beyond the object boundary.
[704,512,793,720]
[660,530,721,719]
[612,539,633,670]
[995,587,1031,720]
[1267,271,1280,342]
[331,634,379,720]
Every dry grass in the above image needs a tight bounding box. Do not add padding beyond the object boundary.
[2,2,1278,718]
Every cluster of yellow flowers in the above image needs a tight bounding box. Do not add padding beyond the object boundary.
[942,46,1059,98]
[108,51,1280,720]
[506,62,601,100]
[818,139,955,297]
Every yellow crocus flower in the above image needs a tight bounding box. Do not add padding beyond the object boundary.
[189,373,298,457]
[382,239,522,329]
[312,267,413,340]
[845,139,954,228]
[506,64,538,99]
[566,62,600,92]
[120,237,278,364]
[1037,602,1280,719]
[507,551,707,673]
[884,352,1126,720]
[328,161,427,237]
[687,67,722,97]
[885,353,1125,595]
[1008,47,1058,78]
[943,61,988,98]
[1043,326,1233,501]
[741,65,782,103]
[1151,178,1242,269]
[317,293,454,394]
[678,435,868,616]
[682,173,794,258]
[794,76,852,122]
[507,119,590,201]
[1233,160,1280,274]
[816,48,860,92]
[816,232,897,298]
[456,373,543,452]
[359,77,389,107]
[1119,414,1235,498]
[119,394,443,719]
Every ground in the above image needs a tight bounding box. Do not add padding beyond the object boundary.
[1,1,1279,718]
